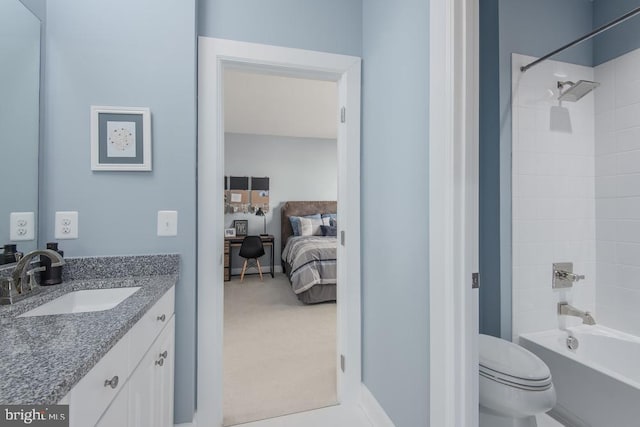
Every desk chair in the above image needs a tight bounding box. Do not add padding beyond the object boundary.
[239,236,265,281]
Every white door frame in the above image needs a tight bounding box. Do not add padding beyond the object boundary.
[429,0,479,426]
[197,37,361,427]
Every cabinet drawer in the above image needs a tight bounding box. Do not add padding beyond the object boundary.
[129,287,175,367]
[68,332,131,427]
[224,253,229,266]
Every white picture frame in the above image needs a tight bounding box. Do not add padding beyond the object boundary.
[224,228,236,238]
[91,106,152,171]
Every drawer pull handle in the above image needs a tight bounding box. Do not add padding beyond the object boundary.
[104,376,119,389]
[160,350,168,359]
[155,358,164,367]
[157,314,166,322]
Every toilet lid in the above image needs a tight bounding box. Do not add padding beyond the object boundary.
[479,334,551,388]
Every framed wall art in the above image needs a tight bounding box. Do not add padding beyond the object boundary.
[233,219,248,237]
[91,106,152,171]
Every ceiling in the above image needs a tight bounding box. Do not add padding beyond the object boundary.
[224,70,338,139]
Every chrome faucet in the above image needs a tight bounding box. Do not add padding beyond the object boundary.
[558,302,596,325]
[0,249,65,305]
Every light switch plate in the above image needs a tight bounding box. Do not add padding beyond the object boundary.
[157,211,178,237]
[55,211,79,239]
[10,212,35,241]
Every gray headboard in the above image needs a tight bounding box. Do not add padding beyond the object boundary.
[280,201,337,253]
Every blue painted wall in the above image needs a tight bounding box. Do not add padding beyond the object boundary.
[19,0,45,20]
[479,0,593,339]
[41,0,197,422]
[593,0,640,65]
[198,0,362,57]
[361,1,430,426]
[479,0,501,337]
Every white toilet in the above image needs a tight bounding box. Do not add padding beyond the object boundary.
[479,334,556,427]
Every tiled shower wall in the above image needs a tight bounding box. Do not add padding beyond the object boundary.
[511,54,596,340]
[594,48,640,337]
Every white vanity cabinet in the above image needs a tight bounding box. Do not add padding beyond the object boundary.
[65,286,175,427]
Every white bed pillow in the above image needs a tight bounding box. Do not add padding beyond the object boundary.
[299,217,314,236]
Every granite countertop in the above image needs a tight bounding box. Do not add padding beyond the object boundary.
[0,254,179,405]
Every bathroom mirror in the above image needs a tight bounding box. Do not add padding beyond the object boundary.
[0,0,42,256]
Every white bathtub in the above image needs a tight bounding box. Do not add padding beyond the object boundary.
[520,326,640,427]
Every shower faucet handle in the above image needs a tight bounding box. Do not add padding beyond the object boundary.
[555,270,585,282]
[552,262,585,289]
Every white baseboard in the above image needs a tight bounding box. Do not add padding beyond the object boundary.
[359,384,395,427]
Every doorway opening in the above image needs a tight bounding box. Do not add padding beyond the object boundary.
[222,69,339,425]
[197,38,362,426]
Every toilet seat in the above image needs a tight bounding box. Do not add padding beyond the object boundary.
[479,334,552,391]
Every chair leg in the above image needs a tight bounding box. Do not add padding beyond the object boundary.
[256,259,263,281]
[240,259,248,282]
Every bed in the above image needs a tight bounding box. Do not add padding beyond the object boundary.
[280,201,337,304]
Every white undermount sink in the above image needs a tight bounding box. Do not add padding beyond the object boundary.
[19,287,141,317]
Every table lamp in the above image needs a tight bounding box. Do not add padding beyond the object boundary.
[255,207,267,235]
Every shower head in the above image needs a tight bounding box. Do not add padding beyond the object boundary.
[557,80,600,102]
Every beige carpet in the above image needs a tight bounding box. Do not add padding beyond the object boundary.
[223,273,337,426]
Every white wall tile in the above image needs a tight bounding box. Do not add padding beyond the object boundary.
[512,54,597,339]
[595,153,617,177]
[615,127,640,152]
[595,176,618,198]
[614,103,640,131]
[616,220,640,243]
[616,242,640,266]
[615,175,640,198]
[595,61,615,115]
[595,110,614,134]
[617,150,640,174]
[617,264,640,291]
[617,197,640,219]
[615,79,640,109]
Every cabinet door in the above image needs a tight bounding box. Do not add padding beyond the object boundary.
[128,316,175,427]
[155,317,175,427]
[127,340,158,427]
[96,386,128,427]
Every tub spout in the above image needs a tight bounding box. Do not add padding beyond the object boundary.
[558,302,596,325]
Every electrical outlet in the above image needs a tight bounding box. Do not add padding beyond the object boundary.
[55,211,79,239]
[10,212,35,241]
[157,211,178,237]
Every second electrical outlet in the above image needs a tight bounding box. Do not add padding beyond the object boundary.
[55,211,79,239]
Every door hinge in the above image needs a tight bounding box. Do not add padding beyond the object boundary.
[340,354,345,372]
[340,106,346,123]
[340,230,345,246]
[472,272,479,289]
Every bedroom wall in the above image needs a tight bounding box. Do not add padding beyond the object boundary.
[361,1,430,426]
[224,133,337,269]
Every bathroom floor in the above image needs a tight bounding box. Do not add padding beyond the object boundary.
[537,413,565,426]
